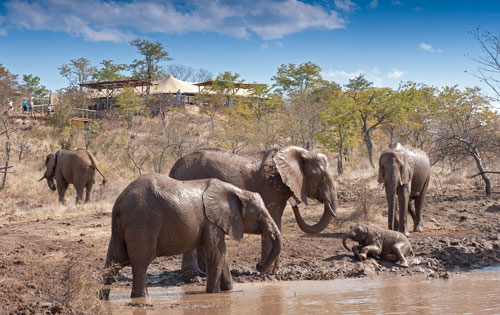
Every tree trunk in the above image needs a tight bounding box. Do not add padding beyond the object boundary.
[1,140,11,190]
[363,132,375,168]
[472,148,491,195]
[337,141,344,175]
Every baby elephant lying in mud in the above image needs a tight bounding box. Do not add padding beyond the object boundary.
[343,224,413,267]
[101,174,282,298]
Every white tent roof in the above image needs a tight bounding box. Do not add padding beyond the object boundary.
[151,76,200,94]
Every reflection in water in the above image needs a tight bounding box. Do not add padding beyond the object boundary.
[106,270,500,314]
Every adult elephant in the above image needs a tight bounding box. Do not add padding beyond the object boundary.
[101,174,282,298]
[378,143,430,236]
[169,146,338,274]
[39,149,106,204]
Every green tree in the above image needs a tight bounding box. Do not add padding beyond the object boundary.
[92,60,128,82]
[22,74,49,99]
[396,82,439,149]
[271,62,324,96]
[115,87,145,128]
[345,75,400,168]
[318,88,358,175]
[0,63,19,107]
[59,57,97,91]
[129,39,172,95]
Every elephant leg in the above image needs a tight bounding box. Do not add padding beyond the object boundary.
[130,263,149,298]
[261,214,282,273]
[397,184,411,236]
[203,227,226,293]
[85,181,94,203]
[181,250,205,279]
[352,245,363,261]
[392,242,409,268]
[359,245,382,260]
[57,181,69,205]
[385,188,396,230]
[75,183,85,204]
[413,179,429,232]
[220,260,233,291]
[197,246,206,273]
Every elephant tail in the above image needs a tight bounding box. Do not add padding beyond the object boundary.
[86,150,107,185]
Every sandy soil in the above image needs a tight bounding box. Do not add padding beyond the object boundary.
[1,181,500,314]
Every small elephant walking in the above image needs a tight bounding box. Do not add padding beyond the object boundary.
[343,223,413,267]
[101,174,282,298]
[39,149,106,204]
[378,143,430,236]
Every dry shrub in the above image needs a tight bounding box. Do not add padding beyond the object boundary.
[351,182,378,221]
[39,247,106,315]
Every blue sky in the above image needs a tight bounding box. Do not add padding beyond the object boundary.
[0,0,499,98]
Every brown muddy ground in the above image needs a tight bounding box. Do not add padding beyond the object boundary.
[1,181,500,314]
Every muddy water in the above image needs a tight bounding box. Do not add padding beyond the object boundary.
[105,268,500,314]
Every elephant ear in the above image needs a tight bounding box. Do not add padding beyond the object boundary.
[203,180,245,240]
[274,146,309,205]
[45,153,56,178]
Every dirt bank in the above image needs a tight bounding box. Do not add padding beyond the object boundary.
[1,184,500,314]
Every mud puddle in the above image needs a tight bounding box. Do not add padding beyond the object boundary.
[104,268,500,314]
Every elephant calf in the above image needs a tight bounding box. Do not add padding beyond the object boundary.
[343,223,413,267]
[101,174,282,298]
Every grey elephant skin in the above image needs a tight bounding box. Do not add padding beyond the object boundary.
[169,146,338,273]
[378,143,430,236]
[101,174,282,298]
[39,149,106,204]
[343,223,413,267]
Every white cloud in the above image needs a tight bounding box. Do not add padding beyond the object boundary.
[368,0,378,9]
[0,0,346,42]
[391,1,402,5]
[387,68,405,79]
[275,41,284,48]
[334,0,357,12]
[261,43,269,49]
[0,28,6,36]
[419,42,442,53]
[323,67,384,87]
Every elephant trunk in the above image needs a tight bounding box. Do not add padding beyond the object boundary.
[256,221,282,273]
[386,184,397,230]
[342,232,354,251]
[293,188,336,234]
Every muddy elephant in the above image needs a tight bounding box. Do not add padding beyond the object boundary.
[39,149,106,204]
[343,223,413,267]
[169,146,338,274]
[378,143,430,236]
[101,174,282,298]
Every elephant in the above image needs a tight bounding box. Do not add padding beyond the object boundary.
[101,174,282,298]
[169,146,338,275]
[39,149,106,204]
[378,143,430,236]
[342,223,413,268]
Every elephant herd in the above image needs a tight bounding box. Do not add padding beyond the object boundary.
[40,143,431,298]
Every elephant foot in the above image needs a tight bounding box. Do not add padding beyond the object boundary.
[220,282,233,291]
[414,225,423,232]
[399,260,409,268]
[181,268,206,281]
